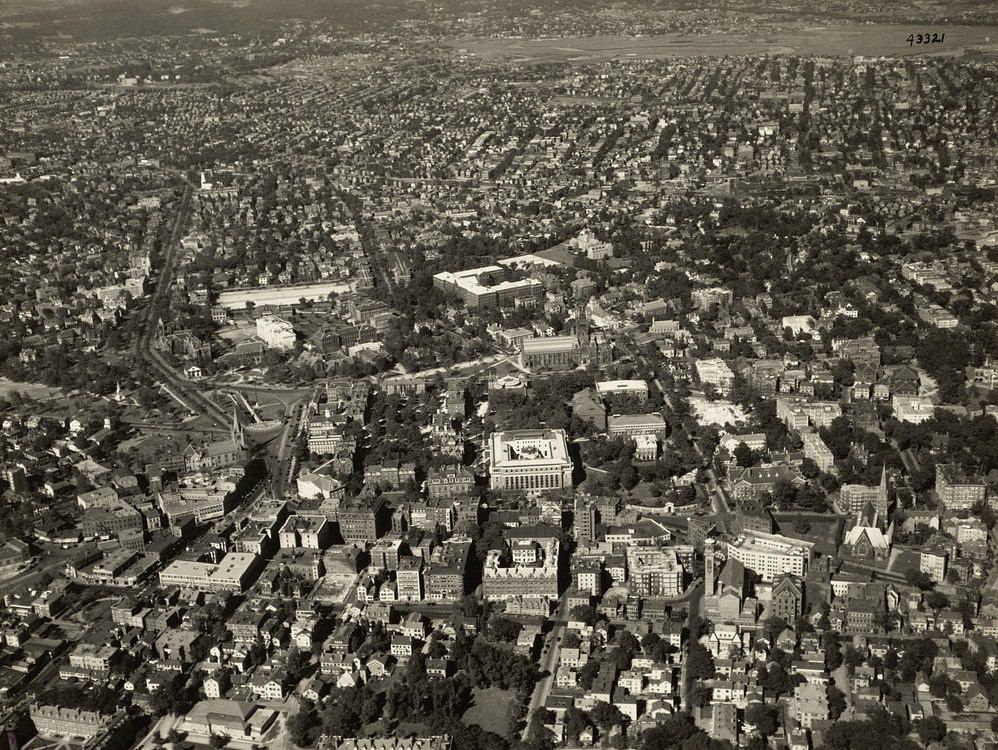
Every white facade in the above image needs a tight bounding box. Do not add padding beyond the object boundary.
[893,395,935,424]
[596,380,649,401]
[633,434,658,461]
[726,531,813,582]
[695,358,735,394]
[802,432,834,472]
[256,314,296,351]
[607,413,667,437]
[489,429,574,491]
[627,548,683,597]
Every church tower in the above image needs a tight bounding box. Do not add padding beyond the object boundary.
[876,463,888,518]
[704,538,718,597]
[574,305,590,346]
[230,406,245,449]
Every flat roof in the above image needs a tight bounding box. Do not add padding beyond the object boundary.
[281,514,327,532]
[695,357,733,372]
[497,253,564,269]
[490,429,571,467]
[161,559,217,578]
[522,335,579,353]
[212,552,258,581]
[434,266,541,297]
[627,548,680,572]
[608,413,666,426]
[596,380,648,394]
[217,281,353,310]
[729,530,815,554]
[159,552,257,585]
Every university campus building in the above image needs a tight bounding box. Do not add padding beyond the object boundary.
[488,429,574,492]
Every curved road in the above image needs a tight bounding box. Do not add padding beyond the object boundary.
[134,180,230,430]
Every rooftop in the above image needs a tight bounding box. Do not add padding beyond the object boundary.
[490,429,571,466]
[596,379,648,395]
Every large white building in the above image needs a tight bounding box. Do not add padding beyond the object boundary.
[483,537,560,601]
[158,552,260,593]
[726,531,814,582]
[633,434,658,461]
[306,416,347,455]
[695,358,735,395]
[627,548,683,597]
[893,395,935,424]
[607,413,667,438]
[256,314,296,351]
[776,397,842,430]
[801,432,834,472]
[596,380,649,402]
[489,429,574,491]
[433,266,542,308]
[781,315,817,336]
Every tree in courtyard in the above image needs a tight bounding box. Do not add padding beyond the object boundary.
[800,457,821,480]
[488,616,523,643]
[590,701,627,732]
[564,705,592,741]
[915,716,947,744]
[569,604,597,626]
[827,686,847,719]
[526,708,556,750]
[687,642,716,681]
[924,591,949,611]
[745,703,778,736]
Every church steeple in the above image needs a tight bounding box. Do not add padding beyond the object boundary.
[877,463,888,515]
[231,406,244,449]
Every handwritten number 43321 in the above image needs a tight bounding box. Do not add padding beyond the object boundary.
[907,32,945,46]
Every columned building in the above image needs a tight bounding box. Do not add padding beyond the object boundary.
[489,429,574,492]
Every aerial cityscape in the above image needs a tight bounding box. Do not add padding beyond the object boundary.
[1,1,998,749]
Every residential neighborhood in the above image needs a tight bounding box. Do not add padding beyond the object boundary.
[1,2,998,750]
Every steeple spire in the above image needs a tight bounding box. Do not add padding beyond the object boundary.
[231,406,244,449]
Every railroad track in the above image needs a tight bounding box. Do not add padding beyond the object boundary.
[134,179,230,430]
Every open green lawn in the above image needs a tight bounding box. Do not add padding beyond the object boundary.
[774,516,842,556]
[462,687,517,739]
[0,377,62,400]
